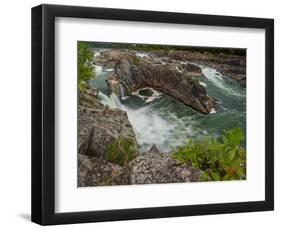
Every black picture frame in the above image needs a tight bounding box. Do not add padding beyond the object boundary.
[31,4,274,225]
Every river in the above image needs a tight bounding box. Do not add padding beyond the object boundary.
[89,61,246,153]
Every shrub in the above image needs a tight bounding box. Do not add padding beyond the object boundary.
[173,128,246,181]
[78,41,96,91]
[105,137,137,167]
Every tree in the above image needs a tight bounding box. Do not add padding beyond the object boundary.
[78,41,95,90]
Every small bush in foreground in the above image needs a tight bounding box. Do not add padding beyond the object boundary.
[106,137,137,167]
[173,128,246,181]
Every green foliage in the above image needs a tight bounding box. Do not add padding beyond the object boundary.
[106,137,137,167]
[173,128,246,181]
[78,41,95,91]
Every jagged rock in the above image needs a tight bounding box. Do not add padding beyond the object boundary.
[179,63,204,77]
[112,58,216,114]
[147,144,161,155]
[106,75,120,95]
[78,154,122,187]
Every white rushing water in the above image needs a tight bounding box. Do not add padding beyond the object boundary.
[136,52,149,58]
[98,91,194,152]
[200,66,245,98]
[94,65,103,75]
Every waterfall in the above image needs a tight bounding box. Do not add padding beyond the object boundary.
[97,90,181,152]
[119,84,128,100]
[93,65,103,75]
[110,93,122,108]
[98,91,121,109]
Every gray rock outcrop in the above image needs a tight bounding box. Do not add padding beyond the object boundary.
[78,87,138,160]
[108,58,216,114]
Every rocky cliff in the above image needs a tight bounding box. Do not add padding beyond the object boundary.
[79,86,138,160]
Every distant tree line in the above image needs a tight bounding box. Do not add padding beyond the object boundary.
[89,41,246,56]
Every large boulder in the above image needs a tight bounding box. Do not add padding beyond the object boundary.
[79,106,138,159]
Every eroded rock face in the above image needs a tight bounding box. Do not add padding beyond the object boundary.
[78,86,138,160]
[109,58,216,114]
[79,106,138,159]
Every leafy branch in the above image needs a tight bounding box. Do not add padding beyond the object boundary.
[78,41,95,91]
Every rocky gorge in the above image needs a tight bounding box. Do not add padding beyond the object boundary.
[78,47,246,186]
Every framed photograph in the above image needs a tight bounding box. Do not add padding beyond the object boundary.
[31,4,274,225]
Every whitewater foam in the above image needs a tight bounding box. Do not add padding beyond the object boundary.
[136,52,149,58]
[94,65,103,75]
[132,87,162,104]
[200,65,245,98]
[105,68,114,72]
[199,81,207,87]
[210,108,216,114]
